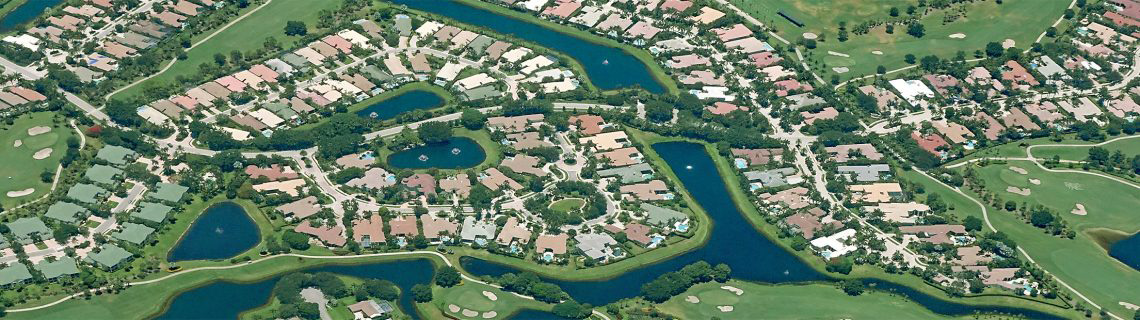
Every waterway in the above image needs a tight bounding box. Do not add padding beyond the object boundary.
[392,0,665,93]
[1109,232,1140,270]
[0,0,64,31]
[154,143,1064,319]
[354,89,445,120]
[167,201,260,262]
[388,137,486,169]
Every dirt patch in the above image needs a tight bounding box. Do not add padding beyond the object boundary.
[1029,178,1041,185]
[720,285,743,296]
[448,304,461,313]
[1008,166,1027,175]
[1071,204,1087,216]
[6,188,34,198]
[482,291,498,301]
[948,33,966,39]
[33,148,53,160]
[717,306,734,312]
[1002,39,1016,48]
[13,139,21,147]
[26,126,50,136]
[1006,186,1031,196]
[685,295,700,303]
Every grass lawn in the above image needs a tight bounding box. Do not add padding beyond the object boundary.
[0,111,72,208]
[946,162,1140,317]
[658,280,950,319]
[732,0,1070,80]
[428,281,552,319]
[548,198,585,213]
[1031,135,1140,161]
[111,0,345,100]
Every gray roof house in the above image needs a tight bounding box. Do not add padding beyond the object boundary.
[743,167,798,188]
[598,163,654,183]
[44,201,89,224]
[460,217,497,243]
[8,217,51,244]
[641,203,687,226]
[85,244,133,269]
[574,233,618,261]
[837,164,891,182]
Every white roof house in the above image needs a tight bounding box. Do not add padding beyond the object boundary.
[520,55,555,74]
[456,73,496,91]
[810,228,857,258]
[435,62,467,81]
[249,109,286,128]
[888,79,935,107]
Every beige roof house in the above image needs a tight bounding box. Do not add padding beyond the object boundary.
[848,183,902,203]
[580,131,629,151]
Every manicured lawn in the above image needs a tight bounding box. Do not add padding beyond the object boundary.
[1032,135,1140,161]
[658,280,948,319]
[950,162,1140,317]
[732,0,1070,80]
[0,112,72,208]
[548,198,585,213]
[429,281,552,319]
[111,0,346,100]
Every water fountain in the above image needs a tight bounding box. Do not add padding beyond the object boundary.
[451,147,461,155]
[418,154,429,161]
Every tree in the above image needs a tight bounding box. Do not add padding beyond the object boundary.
[826,257,853,274]
[877,65,887,74]
[1030,211,1054,227]
[460,109,487,130]
[551,300,593,319]
[285,21,308,36]
[412,235,429,249]
[1087,146,1109,165]
[985,42,1005,57]
[964,216,983,232]
[412,284,433,302]
[435,266,462,287]
[840,280,865,296]
[889,7,899,16]
[906,23,925,38]
[297,302,321,320]
[919,55,941,72]
[904,54,917,64]
[282,230,311,250]
[418,121,453,144]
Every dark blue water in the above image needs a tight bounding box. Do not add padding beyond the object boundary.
[388,137,486,169]
[1110,232,1140,270]
[392,0,665,93]
[156,259,434,320]
[355,90,445,120]
[167,202,260,262]
[0,0,65,31]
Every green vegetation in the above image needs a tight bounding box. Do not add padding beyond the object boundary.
[548,198,586,213]
[0,0,29,21]
[1033,136,1140,162]
[423,280,553,319]
[0,112,75,208]
[657,280,950,319]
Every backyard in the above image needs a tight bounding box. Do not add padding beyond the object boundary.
[0,111,73,208]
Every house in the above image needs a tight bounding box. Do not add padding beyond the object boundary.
[705,101,747,115]
[132,202,174,224]
[744,167,801,188]
[692,7,725,24]
[295,222,346,247]
[8,217,50,244]
[732,148,784,166]
[596,147,643,167]
[579,131,629,151]
[836,164,891,182]
[85,244,132,270]
[502,155,547,176]
[44,202,89,224]
[150,183,189,203]
[933,121,973,144]
[389,215,419,238]
[0,263,32,286]
[911,132,949,156]
[347,300,394,319]
[112,223,156,245]
[749,51,783,68]
[495,217,531,245]
[480,168,522,191]
[253,179,307,197]
[402,174,437,195]
[598,163,655,183]
[858,85,902,111]
[784,207,836,238]
[898,224,967,245]
[623,223,654,246]
[574,233,618,260]
[1023,101,1065,124]
[535,233,568,256]
[619,180,671,201]
[568,114,605,135]
[824,144,883,163]
[67,183,108,204]
[461,217,496,244]
[245,164,299,181]
[888,79,936,107]
[713,24,752,42]
[759,186,811,209]
[1001,61,1039,87]
[800,107,838,125]
[352,215,385,247]
[1002,108,1042,131]
[848,183,903,203]
[810,229,857,258]
[422,215,459,240]
[96,145,137,165]
[487,114,544,133]
[864,202,930,224]
[971,112,1005,140]
[641,203,686,226]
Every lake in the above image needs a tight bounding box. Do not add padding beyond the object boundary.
[392,0,665,93]
[167,201,260,262]
[355,90,445,120]
[388,137,486,169]
[0,0,65,31]
[1109,232,1140,270]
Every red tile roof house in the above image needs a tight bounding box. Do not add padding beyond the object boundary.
[173,0,202,16]
[667,54,709,68]
[422,215,459,240]
[659,0,693,12]
[713,24,752,42]
[352,215,385,247]
[170,95,198,110]
[1000,61,1040,88]
[732,148,783,166]
[8,87,46,102]
[535,233,569,255]
[800,107,839,125]
[569,114,605,135]
[246,164,299,181]
[749,51,783,68]
[249,64,280,83]
[623,223,653,246]
[322,35,354,54]
[1105,11,1140,27]
[389,215,420,237]
[774,79,813,97]
[923,74,964,96]
[898,224,966,245]
[541,0,581,19]
[971,112,1006,140]
[911,131,950,156]
[152,11,187,27]
[596,147,643,167]
[295,222,346,247]
[705,102,747,115]
[1110,0,1140,21]
[1001,108,1042,131]
[214,75,246,92]
[402,174,437,195]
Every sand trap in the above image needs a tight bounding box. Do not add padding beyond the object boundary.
[462,309,479,317]
[871,50,883,55]
[1029,178,1041,185]
[833,67,850,73]
[6,188,34,198]
[1121,301,1139,311]
[1009,166,1027,175]
[1002,39,1016,49]
[685,295,700,303]
[482,291,498,301]
[1071,204,1087,216]
[802,33,818,40]
[481,311,497,319]
[26,126,50,136]
[1006,186,1031,196]
[948,33,966,39]
[13,139,21,147]
[448,304,461,313]
[827,51,850,57]
[717,306,734,312]
[33,148,53,160]
[721,285,743,296]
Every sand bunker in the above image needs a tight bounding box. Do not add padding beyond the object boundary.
[462,309,479,317]
[1009,166,1027,175]
[449,304,461,313]
[717,306,734,312]
[13,139,22,147]
[802,33,818,40]
[481,311,497,319]
[1121,301,1139,311]
[1029,178,1041,185]
[482,291,498,301]
[1006,186,1031,196]
[871,50,883,55]
[832,67,849,73]
[948,33,966,39]
[827,51,850,57]
[685,295,700,303]
[26,126,50,136]
[33,148,53,160]
[721,285,743,296]
[1002,39,1016,49]
[1071,204,1087,216]
[6,188,34,198]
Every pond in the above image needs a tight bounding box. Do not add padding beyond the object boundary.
[167,201,260,262]
[354,90,445,120]
[392,0,665,93]
[1109,232,1140,270]
[388,137,486,169]
[0,0,65,31]
[156,259,434,320]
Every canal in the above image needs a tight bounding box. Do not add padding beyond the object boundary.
[392,0,665,93]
